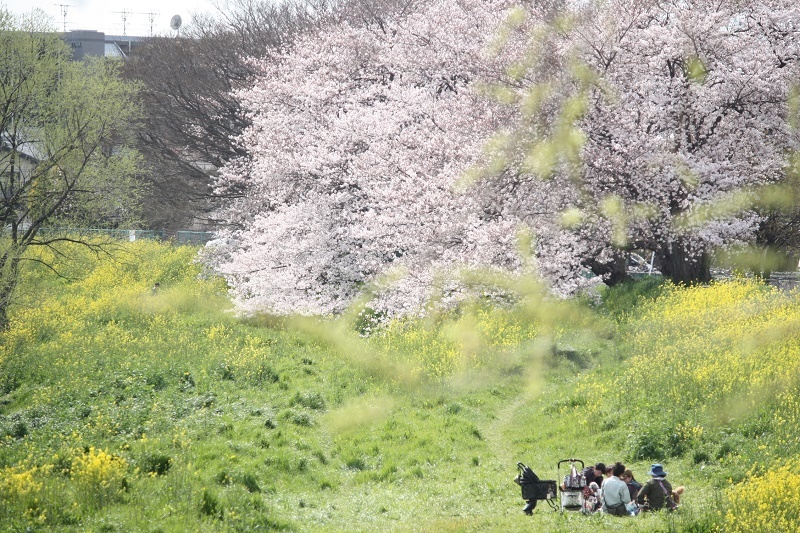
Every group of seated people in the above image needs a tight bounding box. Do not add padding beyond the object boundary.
[563,462,684,516]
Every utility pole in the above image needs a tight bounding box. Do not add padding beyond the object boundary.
[133,11,159,36]
[147,11,157,36]
[54,3,72,32]
[112,9,130,35]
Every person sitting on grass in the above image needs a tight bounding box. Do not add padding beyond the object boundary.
[621,468,642,501]
[637,464,679,511]
[581,481,602,515]
[601,462,633,516]
[588,462,606,487]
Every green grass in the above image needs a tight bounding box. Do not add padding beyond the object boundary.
[0,240,797,531]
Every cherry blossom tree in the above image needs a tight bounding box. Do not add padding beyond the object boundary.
[208,0,800,317]
[480,0,800,285]
[572,0,800,283]
[208,0,531,316]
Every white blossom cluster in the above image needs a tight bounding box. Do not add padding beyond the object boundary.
[205,0,800,319]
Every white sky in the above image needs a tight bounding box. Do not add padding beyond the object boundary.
[1,0,220,36]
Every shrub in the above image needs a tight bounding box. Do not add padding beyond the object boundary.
[71,447,128,509]
[280,410,314,427]
[214,471,233,486]
[290,391,326,410]
[142,454,171,476]
[179,372,195,391]
[242,472,261,493]
[251,364,279,385]
[216,362,235,381]
[344,455,367,471]
[579,280,800,463]
[724,461,800,532]
[0,464,45,503]
[0,463,51,527]
[200,489,223,519]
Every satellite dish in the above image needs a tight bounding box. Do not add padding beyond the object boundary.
[170,15,182,31]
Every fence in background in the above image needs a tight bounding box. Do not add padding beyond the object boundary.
[175,231,216,244]
[26,228,216,245]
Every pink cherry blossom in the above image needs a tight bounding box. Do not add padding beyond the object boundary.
[207,0,800,317]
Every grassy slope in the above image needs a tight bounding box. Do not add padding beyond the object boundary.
[0,241,796,531]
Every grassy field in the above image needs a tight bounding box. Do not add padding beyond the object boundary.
[0,240,798,531]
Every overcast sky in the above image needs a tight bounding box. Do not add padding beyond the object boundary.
[2,0,219,35]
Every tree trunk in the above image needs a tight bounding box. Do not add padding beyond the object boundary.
[585,250,629,286]
[0,250,22,331]
[658,241,711,285]
[0,301,9,331]
[0,277,16,331]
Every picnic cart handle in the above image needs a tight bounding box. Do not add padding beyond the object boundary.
[557,459,585,469]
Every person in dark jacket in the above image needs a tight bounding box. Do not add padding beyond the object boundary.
[622,468,642,500]
[636,464,676,511]
[586,462,606,487]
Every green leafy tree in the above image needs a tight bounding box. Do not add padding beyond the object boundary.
[0,9,142,328]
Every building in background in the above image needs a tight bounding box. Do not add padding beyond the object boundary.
[61,30,145,61]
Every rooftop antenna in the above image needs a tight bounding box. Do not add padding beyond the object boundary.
[146,11,157,36]
[54,3,72,32]
[169,14,182,37]
[113,9,130,35]
[131,11,159,36]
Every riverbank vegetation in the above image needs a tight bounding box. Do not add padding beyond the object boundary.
[1,240,798,531]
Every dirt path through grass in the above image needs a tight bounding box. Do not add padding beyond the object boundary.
[484,391,531,468]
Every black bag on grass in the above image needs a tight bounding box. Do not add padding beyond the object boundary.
[515,463,557,501]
